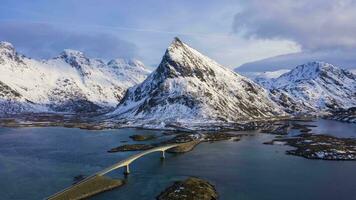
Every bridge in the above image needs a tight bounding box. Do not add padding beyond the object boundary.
[98,143,180,175]
[46,143,183,200]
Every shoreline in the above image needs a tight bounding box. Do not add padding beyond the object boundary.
[0,114,315,131]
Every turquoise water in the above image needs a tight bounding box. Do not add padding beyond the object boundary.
[0,120,355,200]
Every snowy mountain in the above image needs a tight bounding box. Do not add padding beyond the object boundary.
[109,38,285,127]
[234,50,356,75]
[0,41,151,115]
[257,61,356,113]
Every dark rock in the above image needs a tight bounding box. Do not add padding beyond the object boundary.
[324,107,356,123]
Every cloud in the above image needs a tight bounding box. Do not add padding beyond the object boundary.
[0,21,138,59]
[235,49,356,75]
[233,0,356,50]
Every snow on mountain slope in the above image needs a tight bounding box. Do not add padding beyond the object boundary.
[0,80,46,116]
[259,61,356,113]
[107,58,151,88]
[110,37,285,127]
[0,41,150,114]
[254,69,291,88]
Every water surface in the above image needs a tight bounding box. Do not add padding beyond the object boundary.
[0,120,355,200]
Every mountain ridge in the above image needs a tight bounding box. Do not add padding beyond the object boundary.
[256,61,356,113]
[0,41,151,115]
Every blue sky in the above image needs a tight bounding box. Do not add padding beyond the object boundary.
[1,0,355,71]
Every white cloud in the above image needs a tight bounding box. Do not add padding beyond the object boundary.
[234,0,356,50]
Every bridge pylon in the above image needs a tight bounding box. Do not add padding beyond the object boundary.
[124,165,130,175]
[161,151,166,159]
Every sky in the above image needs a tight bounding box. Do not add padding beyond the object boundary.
[0,0,355,71]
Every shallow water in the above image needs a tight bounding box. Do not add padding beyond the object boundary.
[0,120,355,200]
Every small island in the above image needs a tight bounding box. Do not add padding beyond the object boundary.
[108,144,154,152]
[265,133,356,160]
[261,121,316,135]
[108,132,241,153]
[157,177,218,200]
[129,134,156,141]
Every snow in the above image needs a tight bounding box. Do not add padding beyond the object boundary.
[273,141,287,145]
[0,41,151,114]
[255,69,291,79]
[109,37,286,127]
[315,151,325,158]
[258,61,356,113]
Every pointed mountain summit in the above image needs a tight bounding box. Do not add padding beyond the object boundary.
[0,41,26,66]
[110,38,285,127]
[263,61,356,113]
[0,42,16,56]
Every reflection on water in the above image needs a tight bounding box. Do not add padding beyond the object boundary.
[0,120,355,200]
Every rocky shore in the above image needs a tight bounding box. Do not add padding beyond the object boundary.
[265,133,356,160]
[261,121,316,135]
[167,140,201,153]
[324,107,356,123]
[156,177,218,200]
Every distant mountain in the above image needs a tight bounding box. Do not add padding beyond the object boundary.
[256,61,356,113]
[109,38,285,127]
[0,41,151,115]
[235,50,356,76]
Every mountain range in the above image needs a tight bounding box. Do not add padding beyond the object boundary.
[0,41,151,115]
[0,38,355,128]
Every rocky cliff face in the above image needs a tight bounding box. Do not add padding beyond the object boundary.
[110,38,285,127]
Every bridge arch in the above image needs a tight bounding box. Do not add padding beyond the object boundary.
[97,143,180,176]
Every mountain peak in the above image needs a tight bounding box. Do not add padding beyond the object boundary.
[171,37,183,46]
[265,61,356,113]
[0,41,14,49]
[295,61,333,71]
[0,41,16,58]
[166,37,186,57]
[155,37,227,82]
[60,49,86,58]
[110,38,284,126]
[276,61,345,82]
[108,58,145,69]
[57,49,91,68]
